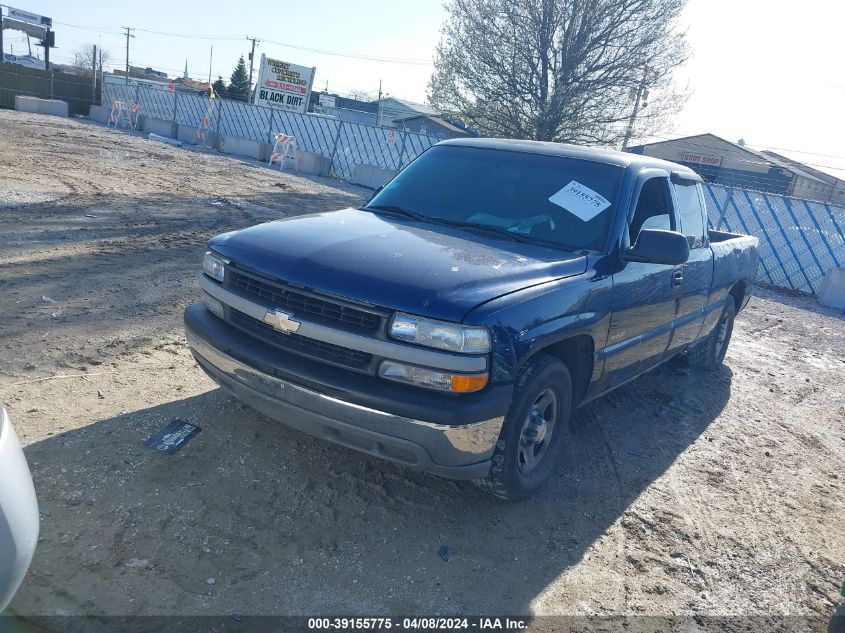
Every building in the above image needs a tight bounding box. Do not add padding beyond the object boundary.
[628,133,839,202]
[760,150,845,204]
[308,91,379,125]
[111,65,170,81]
[393,113,470,139]
[376,96,437,122]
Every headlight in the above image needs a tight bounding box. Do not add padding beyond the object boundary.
[389,313,490,354]
[379,361,488,393]
[203,251,227,282]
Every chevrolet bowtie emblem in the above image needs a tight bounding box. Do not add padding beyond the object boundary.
[263,310,301,334]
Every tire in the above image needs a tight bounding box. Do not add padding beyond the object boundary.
[474,355,572,501]
[688,298,736,369]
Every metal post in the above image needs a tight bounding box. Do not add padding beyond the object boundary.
[397,131,408,169]
[172,89,178,123]
[215,99,223,150]
[267,108,275,144]
[328,120,344,176]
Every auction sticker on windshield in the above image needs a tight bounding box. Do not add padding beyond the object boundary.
[548,180,611,221]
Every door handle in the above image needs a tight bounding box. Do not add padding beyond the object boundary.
[672,271,684,287]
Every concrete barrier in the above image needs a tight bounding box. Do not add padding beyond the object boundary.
[351,164,397,189]
[295,150,331,177]
[818,268,845,309]
[140,116,177,139]
[15,96,68,117]
[177,124,202,145]
[88,104,110,123]
[221,135,267,161]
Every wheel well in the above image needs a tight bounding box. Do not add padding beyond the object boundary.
[536,335,594,407]
[729,280,748,312]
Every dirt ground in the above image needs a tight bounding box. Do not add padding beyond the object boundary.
[1,110,844,627]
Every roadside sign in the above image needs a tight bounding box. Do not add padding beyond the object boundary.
[252,54,315,114]
[6,6,52,27]
[2,52,45,69]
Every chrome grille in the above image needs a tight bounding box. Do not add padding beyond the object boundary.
[228,309,373,372]
[228,270,382,333]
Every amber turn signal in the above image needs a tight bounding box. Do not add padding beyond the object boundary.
[450,373,489,393]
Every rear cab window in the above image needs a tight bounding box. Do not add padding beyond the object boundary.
[673,181,707,248]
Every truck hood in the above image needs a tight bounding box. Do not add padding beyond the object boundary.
[209,208,587,322]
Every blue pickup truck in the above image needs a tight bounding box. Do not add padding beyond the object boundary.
[184,139,759,499]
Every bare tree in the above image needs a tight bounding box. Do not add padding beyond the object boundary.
[73,45,111,74]
[429,0,689,147]
[346,89,374,102]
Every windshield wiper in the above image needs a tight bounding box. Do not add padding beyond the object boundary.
[362,204,427,222]
[364,206,567,250]
[429,219,539,244]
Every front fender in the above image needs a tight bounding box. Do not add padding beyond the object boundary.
[464,268,613,384]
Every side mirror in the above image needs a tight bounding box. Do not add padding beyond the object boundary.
[624,229,689,265]
[367,185,384,204]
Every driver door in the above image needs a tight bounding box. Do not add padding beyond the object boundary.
[603,174,681,388]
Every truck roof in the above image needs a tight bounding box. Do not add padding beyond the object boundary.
[439,137,701,178]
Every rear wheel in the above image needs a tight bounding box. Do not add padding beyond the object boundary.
[689,299,736,369]
[474,355,572,501]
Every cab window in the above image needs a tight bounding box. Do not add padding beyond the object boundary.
[674,182,707,247]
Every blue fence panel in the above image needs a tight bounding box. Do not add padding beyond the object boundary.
[704,183,845,293]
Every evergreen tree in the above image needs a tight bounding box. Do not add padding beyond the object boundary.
[211,77,227,99]
[228,56,251,101]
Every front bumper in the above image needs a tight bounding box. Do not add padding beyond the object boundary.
[0,408,39,612]
[185,307,506,479]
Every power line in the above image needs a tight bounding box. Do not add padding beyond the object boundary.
[260,37,432,65]
[53,21,432,65]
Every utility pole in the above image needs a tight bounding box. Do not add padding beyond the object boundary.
[91,44,97,104]
[122,26,134,85]
[376,79,383,127]
[98,48,103,102]
[621,67,650,151]
[246,36,259,93]
[208,45,213,85]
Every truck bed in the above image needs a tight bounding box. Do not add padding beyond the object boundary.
[709,230,760,311]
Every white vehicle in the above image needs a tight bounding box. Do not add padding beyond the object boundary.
[0,408,39,612]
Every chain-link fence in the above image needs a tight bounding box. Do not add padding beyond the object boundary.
[704,183,845,294]
[103,83,439,180]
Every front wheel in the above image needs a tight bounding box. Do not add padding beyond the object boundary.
[474,355,572,501]
[689,299,736,369]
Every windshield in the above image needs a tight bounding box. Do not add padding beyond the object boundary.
[366,145,623,252]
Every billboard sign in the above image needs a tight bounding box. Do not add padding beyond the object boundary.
[6,6,52,27]
[2,53,45,70]
[252,54,315,114]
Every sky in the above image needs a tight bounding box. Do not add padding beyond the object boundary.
[2,0,844,178]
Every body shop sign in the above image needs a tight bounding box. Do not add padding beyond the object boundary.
[253,54,315,113]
